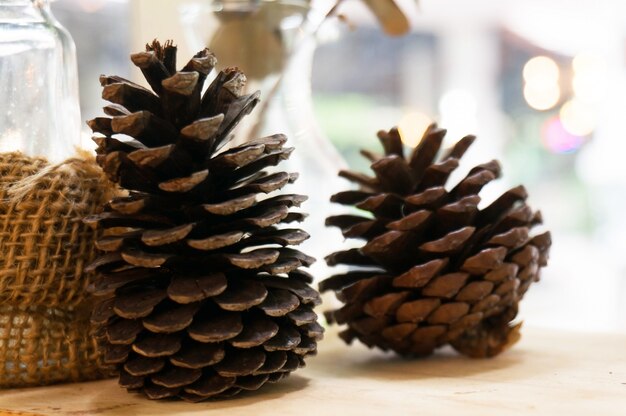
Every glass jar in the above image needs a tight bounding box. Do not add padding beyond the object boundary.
[181,0,348,281]
[0,0,80,162]
[181,0,313,143]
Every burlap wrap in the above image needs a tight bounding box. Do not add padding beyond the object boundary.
[0,152,115,388]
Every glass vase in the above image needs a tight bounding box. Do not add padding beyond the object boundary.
[0,0,80,162]
[181,0,348,280]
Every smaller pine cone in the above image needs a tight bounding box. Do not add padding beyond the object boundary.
[320,125,551,358]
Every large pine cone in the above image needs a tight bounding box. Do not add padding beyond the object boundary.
[320,125,551,358]
[85,40,323,402]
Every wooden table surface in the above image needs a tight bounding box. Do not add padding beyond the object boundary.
[0,327,624,416]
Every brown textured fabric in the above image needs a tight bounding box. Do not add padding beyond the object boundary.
[0,305,102,387]
[0,152,115,387]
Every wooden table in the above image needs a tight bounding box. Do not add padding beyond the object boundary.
[0,327,624,415]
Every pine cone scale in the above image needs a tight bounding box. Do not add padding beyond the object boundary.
[170,342,225,369]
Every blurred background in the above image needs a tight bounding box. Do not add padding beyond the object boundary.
[52,0,626,333]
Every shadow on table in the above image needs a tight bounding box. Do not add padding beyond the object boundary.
[311,339,574,383]
[86,374,310,415]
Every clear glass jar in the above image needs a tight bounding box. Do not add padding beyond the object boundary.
[181,0,310,84]
[181,0,312,143]
[0,0,80,162]
[181,0,348,281]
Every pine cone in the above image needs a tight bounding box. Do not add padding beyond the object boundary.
[320,125,551,358]
[85,40,323,402]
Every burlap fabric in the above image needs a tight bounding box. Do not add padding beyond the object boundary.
[0,152,115,388]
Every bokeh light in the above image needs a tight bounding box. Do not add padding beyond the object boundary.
[522,56,561,111]
[541,116,584,154]
[523,83,560,111]
[560,98,596,136]
[398,111,432,147]
[572,52,608,103]
[523,56,560,85]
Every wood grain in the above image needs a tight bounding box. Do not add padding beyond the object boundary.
[0,327,624,415]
